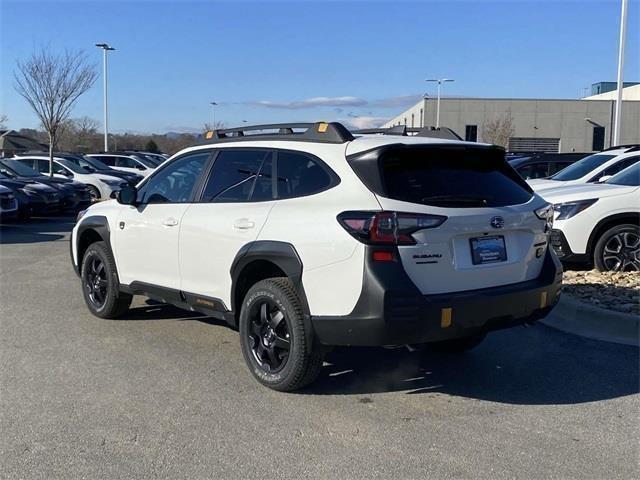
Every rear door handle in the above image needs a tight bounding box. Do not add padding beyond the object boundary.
[233,218,255,230]
[162,217,179,227]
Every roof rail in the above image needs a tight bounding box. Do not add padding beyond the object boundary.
[352,125,462,141]
[202,122,354,144]
[602,144,640,152]
[352,125,409,136]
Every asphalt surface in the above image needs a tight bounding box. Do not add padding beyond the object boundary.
[1,216,639,479]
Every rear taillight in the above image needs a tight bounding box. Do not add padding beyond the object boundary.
[337,211,447,245]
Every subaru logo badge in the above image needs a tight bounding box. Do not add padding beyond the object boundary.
[490,216,504,229]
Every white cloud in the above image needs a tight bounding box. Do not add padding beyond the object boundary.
[247,96,367,110]
[371,94,423,108]
[340,116,389,130]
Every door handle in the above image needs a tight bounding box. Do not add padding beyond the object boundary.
[162,217,179,227]
[233,218,255,230]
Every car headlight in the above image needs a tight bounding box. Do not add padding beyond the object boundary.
[553,199,598,220]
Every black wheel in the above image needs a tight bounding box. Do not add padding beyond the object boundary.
[594,224,640,272]
[87,185,100,201]
[239,278,324,392]
[81,241,132,318]
[426,333,486,353]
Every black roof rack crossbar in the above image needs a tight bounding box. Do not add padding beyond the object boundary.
[202,122,354,144]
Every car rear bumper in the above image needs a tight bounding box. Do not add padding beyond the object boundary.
[311,247,563,346]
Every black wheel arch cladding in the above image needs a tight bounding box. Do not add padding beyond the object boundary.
[73,215,111,276]
[230,241,315,348]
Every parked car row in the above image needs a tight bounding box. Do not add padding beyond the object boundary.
[0,150,168,222]
[520,145,640,271]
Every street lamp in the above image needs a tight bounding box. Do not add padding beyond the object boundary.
[613,0,628,147]
[426,78,454,128]
[95,43,115,151]
[210,101,218,127]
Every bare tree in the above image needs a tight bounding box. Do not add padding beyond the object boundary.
[482,112,515,148]
[56,116,101,151]
[0,114,8,129]
[14,48,97,175]
[203,121,226,133]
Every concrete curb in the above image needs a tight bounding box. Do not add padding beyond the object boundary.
[541,295,639,346]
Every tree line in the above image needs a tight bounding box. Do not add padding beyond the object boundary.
[15,116,201,155]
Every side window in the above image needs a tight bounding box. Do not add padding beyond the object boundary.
[549,162,572,175]
[53,163,68,175]
[519,162,550,180]
[201,149,271,203]
[600,157,639,178]
[35,160,49,174]
[137,152,210,204]
[275,151,333,199]
[116,157,138,168]
[99,156,116,167]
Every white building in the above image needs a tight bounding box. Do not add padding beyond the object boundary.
[383,83,640,153]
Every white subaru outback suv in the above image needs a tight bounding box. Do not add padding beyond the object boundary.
[543,162,640,271]
[70,122,562,391]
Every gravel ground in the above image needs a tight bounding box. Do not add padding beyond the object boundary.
[562,270,639,315]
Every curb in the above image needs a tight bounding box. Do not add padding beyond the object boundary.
[541,295,639,346]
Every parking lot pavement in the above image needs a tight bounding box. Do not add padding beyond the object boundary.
[1,218,639,479]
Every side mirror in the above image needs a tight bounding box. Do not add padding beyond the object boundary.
[135,164,146,170]
[597,175,612,183]
[116,185,137,205]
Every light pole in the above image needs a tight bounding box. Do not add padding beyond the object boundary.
[95,43,115,151]
[613,0,628,147]
[426,78,454,128]
[210,101,218,128]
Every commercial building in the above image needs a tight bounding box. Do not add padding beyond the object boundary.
[382,82,640,153]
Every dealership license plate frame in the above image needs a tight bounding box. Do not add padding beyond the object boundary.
[470,235,507,265]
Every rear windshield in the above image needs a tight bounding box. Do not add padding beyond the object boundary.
[551,153,615,181]
[358,146,533,208]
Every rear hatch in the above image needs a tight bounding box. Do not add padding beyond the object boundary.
[347,144,549,295]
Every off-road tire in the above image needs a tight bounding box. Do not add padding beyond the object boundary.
[81,241,132,318]
[239,278,324,392]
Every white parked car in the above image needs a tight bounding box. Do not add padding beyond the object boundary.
[86,153,156,177]
[15,156,128,201]
[70,122,562,391]
[542,162,639,271]
[528,145,640,193]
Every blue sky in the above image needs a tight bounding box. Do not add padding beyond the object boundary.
[1,0,638,133]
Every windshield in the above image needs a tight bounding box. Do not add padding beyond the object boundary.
[0,160,41,177]
[79,156,110,171]
[551,153,615,181]
[607,163,640,186]
[56,158,91,174]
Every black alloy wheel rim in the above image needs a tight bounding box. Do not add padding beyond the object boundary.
[84,255,108,307]
[602,231,640,271]
[247,300,291,373]
[88,188,99,200]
